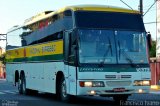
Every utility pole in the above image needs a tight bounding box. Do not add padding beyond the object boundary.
[0,34,7,50]
[139,0,143,17]
[0,34,7,41]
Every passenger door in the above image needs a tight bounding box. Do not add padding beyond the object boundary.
[64,31,77,95]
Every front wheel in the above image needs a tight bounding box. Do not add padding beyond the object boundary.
[59,77,73,102]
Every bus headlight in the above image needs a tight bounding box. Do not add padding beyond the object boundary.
[79,81,105,87]
[142,81,150,86]
[134,80,150,86]
[84,82,92,87]
[92,81,105,87]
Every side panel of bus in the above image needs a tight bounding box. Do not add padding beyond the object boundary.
[6,62,68,93]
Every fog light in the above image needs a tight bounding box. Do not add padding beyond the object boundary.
[138,89,143,93]
[90,90,96,95]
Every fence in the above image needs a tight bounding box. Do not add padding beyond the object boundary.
[0,64,5,79]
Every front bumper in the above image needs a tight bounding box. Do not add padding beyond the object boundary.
[76,80,150,96]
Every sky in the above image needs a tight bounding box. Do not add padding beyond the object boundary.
[0,0,157,49]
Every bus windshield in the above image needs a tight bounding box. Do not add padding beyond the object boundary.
[78,29,148,64]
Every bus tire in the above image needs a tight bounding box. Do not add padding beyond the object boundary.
[59,77,72,102]
[18,78,23,94]
[18,74,27,94]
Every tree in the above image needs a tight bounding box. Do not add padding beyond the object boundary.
[149,40,156,57]
[0,53,6,64]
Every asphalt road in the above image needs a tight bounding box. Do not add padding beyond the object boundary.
[0,79,160,106]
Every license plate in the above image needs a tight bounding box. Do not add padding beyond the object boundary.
[113,88,125,92]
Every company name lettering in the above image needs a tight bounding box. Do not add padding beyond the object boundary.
[136,68,150,72]
[80,68,104,72]
[42,45,55,53]
[30,45,56,55]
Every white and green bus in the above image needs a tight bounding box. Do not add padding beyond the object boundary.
[6,5,151,102]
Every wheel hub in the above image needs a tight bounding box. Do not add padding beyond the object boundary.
[62,81,67,98]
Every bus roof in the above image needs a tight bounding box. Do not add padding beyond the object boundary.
[21,5,141,27]
[24,11,54,26]
[7,25,22,34]
[58,5,140,14]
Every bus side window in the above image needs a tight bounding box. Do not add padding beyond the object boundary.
[58,13,64,19]
[21,39,27,46]
[52,14,58,23]
[64,10,72,16]
[57,32,63,39]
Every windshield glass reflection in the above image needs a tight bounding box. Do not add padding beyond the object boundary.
[78,29,116,64]
[78,29,148,64]
[116,31,148,64]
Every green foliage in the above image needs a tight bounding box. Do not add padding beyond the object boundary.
[149,41,156,57]
[0,53,6,64]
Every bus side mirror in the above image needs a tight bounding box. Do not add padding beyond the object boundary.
[147,32,152,50]
[73,44,79,67]
[64,31,71,63]
[70,39,79,66]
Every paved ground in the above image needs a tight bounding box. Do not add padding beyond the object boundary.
[1,79,160,106]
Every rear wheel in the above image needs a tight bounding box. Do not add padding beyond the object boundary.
[18,78,22,94]
[18,74,26,94]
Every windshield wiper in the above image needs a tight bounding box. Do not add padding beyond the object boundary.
[99,37,112,67]
[122,50,134,65]
[118,41,135,67]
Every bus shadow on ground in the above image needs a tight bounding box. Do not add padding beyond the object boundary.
[22,92,119,106]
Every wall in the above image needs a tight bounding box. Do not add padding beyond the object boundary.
[0,47,5,78]
[150,58,160,85]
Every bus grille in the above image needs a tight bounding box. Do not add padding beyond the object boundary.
[121,75,132,79]
[105,75,132,79]
[106,81,132,87]
[105,75,116,79]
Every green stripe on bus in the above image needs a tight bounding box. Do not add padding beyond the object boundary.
[6,54,63,62]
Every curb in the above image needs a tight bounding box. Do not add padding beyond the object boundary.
[150,90,160,95]
[150,91,160,94]
[0,79,6,81]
